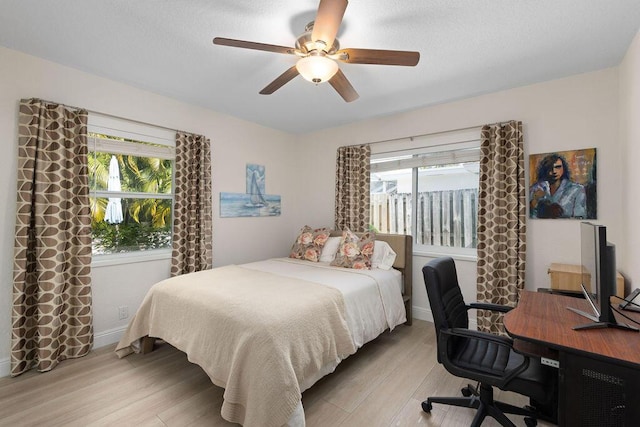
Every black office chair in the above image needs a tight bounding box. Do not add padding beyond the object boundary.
[421,257,555,427]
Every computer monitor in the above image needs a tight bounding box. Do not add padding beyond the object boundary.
[567,222,637,331]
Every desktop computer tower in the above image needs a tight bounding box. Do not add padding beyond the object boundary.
[560,352,640,426]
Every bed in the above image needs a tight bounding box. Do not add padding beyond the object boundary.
[115,232,412,427]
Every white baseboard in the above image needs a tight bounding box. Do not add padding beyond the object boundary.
[94,325,128,349]
[0,326,127,379]
[0,357,9,378]
[411,305,478,330]
[412,306,434,323]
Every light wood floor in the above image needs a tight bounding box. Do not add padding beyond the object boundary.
[0,320,555,427]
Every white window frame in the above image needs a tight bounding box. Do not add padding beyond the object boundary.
[371,127,481,260]
[88,113,175,267]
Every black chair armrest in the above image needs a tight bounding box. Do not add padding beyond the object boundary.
[468,302,513,313]
[440,327,529,387]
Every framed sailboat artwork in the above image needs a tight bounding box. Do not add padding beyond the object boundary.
[246,163,266,207]
[220,164,281,218]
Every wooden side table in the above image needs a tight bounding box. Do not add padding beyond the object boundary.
[547,262,625,298]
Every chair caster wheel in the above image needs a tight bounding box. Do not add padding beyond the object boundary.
[421,401,432,413]
[524,417,537,427]
[461,386,473,397]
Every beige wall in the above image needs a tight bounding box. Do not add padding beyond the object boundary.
[619,30,640,288]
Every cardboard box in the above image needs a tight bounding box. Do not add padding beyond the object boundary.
[548,263,625,298]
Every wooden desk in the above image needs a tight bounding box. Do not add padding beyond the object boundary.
[504,291,640,426]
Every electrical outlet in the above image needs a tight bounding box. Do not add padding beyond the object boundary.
[118,306,129,320]
[541,357,560,369]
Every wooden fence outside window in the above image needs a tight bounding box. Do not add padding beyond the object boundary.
[370,188,478,248]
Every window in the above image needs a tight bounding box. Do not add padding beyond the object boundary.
[88,115,175,258]
[370,131,480,255]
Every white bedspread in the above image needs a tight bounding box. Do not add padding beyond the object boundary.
[242,258,406,350]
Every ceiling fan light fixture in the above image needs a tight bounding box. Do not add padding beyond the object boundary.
[214,0,419,101]
[296,55,338,84]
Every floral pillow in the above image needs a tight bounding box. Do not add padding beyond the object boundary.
[330,228,375,269]
[289,226,330,262]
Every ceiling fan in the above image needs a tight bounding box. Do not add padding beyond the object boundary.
[213,0,420,102]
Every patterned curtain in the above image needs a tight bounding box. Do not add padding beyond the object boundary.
[171,131,213,276]
[335,145,371,232]
[476,121,527,334]
[12,99,93,376]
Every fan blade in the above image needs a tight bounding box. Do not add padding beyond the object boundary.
[259,66,300,95]
[328,69,359,102]
[335,48,420,66]
[213,37,296,55]
[311,0,348,50]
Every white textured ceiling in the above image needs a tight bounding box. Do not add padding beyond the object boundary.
[1,0,639,134]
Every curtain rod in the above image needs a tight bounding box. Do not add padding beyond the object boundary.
[366,120,516,146]
[366,125,479,146]
[372,139,482,157]
[32,98,178,133]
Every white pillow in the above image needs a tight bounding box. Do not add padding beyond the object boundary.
[319,236,342,262]
[371,241,397,270]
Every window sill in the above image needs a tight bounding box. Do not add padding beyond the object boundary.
[92,249,172,268]
[413,248,477,262]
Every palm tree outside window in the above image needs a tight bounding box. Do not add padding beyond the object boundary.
[88,132,174,255]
